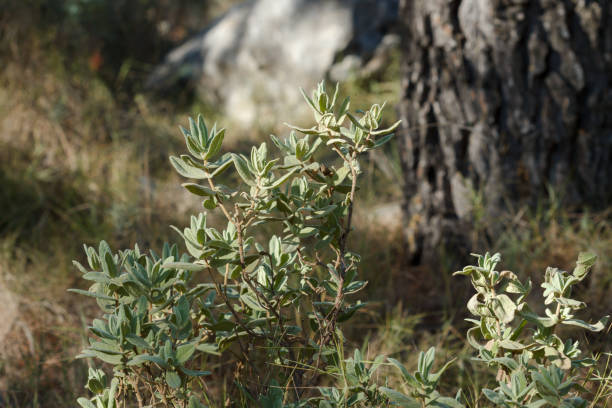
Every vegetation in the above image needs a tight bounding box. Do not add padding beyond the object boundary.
[0,2,610,407]
[71,83,609,407]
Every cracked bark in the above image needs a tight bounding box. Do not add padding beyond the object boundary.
[397,0,612,263]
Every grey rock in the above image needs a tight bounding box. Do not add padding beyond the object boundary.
[147,0,398,128]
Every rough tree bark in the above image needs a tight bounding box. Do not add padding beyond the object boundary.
[397,0,612,263]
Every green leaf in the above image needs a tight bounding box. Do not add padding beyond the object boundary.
[202,239,233,251]
[332,166,350,186]
[573,252,597,280]
[526,401,549,408]
[372,133,394,148]
[165,371,182,389]
[429,357,456,384]
[197,115,208,145]
[379,387,420,407]
[73,260,89,275]
[337,96,350,117]
[556,297,586,309]
[338,302,366,322]
[126,335,152,350]
[499,339,525,350]
[285,123,321,135]
[182,183,216,197]
[318,91,328,112]
[241,294,267,312]
[89,341,121,355]
[562,316,608,332]
[388,358,418,387]
[203,197,217,210]
[418,347,435,378]
[492,294,517,324]
[210,155,233,177]
[127,354,168,368]
[204,128,225,160]
[326,138,346,146]
[346,112,366,130]
[180,366,212,377]
[176,342,196,364]
[169,156,210,179]
[482,389,505,404]
[265,167,299,189]
[67,289,115,302]
[77,398,97,408]
[102,252,117,278]
[434,396,465,408]
[82,272,111,283]
[295,139,309,160]
[107,378,118,408]
[330,82,339,108]
[371,119,402,136]
[77,350,123,365]
[492,357,519,371]
[297,227,317,238]
[182,125,203,157]
[188,397,208,408]
[300,87,321,113]
[231,154,256,186]
[162,261,207,272]
[196,343,221,356]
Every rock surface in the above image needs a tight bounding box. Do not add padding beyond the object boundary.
[147,0,398,128]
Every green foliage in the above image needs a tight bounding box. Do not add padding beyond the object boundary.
[454,252,609,407]
[72,82,399,406]
[382,348,462,407]
[72,82,609,407]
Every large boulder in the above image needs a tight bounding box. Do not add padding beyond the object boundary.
[147,0,398,128]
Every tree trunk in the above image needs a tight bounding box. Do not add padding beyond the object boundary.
[397,0,612,263]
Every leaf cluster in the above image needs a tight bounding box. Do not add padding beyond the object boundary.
[72,83,609,408]
[454,252,609,407]
[73,82,401,407]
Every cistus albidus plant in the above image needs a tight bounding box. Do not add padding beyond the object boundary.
[72,82,609,407]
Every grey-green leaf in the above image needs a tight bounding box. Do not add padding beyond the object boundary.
[196,343,221,356]
[241,294,267,312]
[127,354,168,368]
[162,262,207,272]
[176,342,196,364]
[165,371,182,389]
[170,156,210,179]
[265,167,299,190]
[182,183,216,197]
[492,294,517,324]
[126,335,152,350]
[204,128,225,160]
[67,289,115,301]
[77,398,96,408]
[180,366,212,377]
[562,316,608,332]
[107,378,118,408]
[231,154,256,186]
[573,252,597,280]
[379,387,420,408]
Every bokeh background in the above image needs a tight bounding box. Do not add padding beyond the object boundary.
[0,0,610,406]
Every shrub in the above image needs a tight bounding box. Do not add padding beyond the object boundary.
[72,82,608,407]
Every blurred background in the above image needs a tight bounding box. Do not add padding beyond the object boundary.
[0,0,610,406]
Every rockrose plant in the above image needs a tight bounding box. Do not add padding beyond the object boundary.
[72,82,609,407]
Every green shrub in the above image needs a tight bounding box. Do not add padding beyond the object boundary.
[72,82,608,407]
